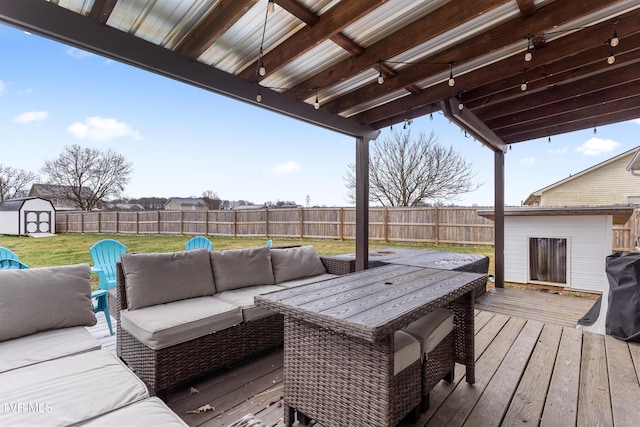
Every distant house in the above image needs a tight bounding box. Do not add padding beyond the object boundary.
[28,184,93,211]
[524,147,640,207]
[164,197,208,211]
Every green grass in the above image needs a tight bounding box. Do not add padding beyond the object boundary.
[0,233,494,279]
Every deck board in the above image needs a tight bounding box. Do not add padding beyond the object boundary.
[87,287,639,427]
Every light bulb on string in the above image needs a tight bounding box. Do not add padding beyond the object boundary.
[520,80,528,91]
[256,88,262,103]
[314,89,320,110]
[457,92,464,111]
[524,35,533,62]
[548,136,551,143]
[259,60,266,76]
[448,62,455,87]
[377,61,384,85]
[611,30,619,47]
[268,0,275,14]
[607,47,615,64]
[508,144,512,151]
[593,127,597,135]
[429,112,433,121]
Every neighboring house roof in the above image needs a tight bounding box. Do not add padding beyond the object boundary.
[164,197,208,208]
[626,148,640,176]
[29,183,93,200]
[523,146,640,206]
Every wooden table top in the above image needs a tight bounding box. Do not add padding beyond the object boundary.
[256,264,486,342]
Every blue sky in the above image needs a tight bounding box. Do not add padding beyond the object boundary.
[1,25,639,207]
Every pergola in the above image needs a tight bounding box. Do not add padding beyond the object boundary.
[2,0,640,287]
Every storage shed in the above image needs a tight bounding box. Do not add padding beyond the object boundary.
[478,206,634,294]
[0,197,56,236]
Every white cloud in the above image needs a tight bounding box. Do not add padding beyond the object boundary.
[548,146,568,154]
[520,157,536,166]
[575,137,619,156]
[270,160,301,175]
[67,116,142,141]
[13,111,48,124]
[0,80,5,95]
[66,47,94,60]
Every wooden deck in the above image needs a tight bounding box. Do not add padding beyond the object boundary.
[89,288,640,427]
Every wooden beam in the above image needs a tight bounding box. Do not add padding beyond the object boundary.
[238,0,385,80]
[441,98,507,153]
[87,0,117,25]
[0,0,380,140]
[516,0,537,18]
[285,0,507,99]
[328,0,624,118]
[355,136,369,272]
[175,0,258,60]
[494,150,505,288]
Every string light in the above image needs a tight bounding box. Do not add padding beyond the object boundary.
[610,30,619,47]
[314,88,320,110]
[377,61,384,85]
[520,68,528,91]
[607,44,616,64]
[448,62,455,87]
[267,0,275,14]
[259,58,266,76]
[593,127,597,135]
[256,87,262,102]
[524,35,533,62]
[508,144,512,151]
[548,136,551,143]
[429,112,433,121]
[457,92,464,111]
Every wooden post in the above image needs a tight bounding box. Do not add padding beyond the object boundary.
[180,211,184,235]
[233,210,237,238]
[136,211,139,234]
[156,211,160,235]
[435,206,440,245]
[116,211,119,234]
[299,207,304,239]
[265,208,269,238]
[384,207,389,242]
[495,150,505,288]
[355,136,369,271]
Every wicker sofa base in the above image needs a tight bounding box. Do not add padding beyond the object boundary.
[117,313,283,396]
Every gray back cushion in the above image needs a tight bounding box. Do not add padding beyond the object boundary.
[270,245,326,284]
[0,264,96,342]
[210,246,274,291]
[121,248,215,310]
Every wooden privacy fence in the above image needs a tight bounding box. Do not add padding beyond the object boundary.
[54,207,639,250]
[55,207,494,246]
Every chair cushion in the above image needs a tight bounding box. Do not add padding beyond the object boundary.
[120,296,243,350]
[0,326,101,373]
[270,245,327,283]
[0,350,148,426]
[210,246,274,291]
[403,308,454,355]
[213,285,285,322]
[79,397,187,427]
[277,273,337,288]
[121,249,215,310]
[0,264,96,342]
[394,330,421,375]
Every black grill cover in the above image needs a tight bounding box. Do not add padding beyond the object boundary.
[605,252,640,342]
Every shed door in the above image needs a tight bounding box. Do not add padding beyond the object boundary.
[24,211,51,233]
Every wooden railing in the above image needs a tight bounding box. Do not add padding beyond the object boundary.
[54,206,638,250]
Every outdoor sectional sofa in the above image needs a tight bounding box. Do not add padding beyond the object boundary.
[115,245,351,398]
[0,263,186,426]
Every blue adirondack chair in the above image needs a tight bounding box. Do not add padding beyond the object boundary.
[0,246,19,261]
[92,289,114,335]
[184,236,213,251]
[0,259,29,269]
[89,239,126,291]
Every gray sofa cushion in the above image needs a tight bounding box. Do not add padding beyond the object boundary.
[0,264,96,342]
[0,326,101,373]
[270,245,326,283]
[120,296,243,350]
[210,246,274,291]
[213,285,285,322]
[0,350,148,426]
[121,249,216,310]
[79,397,187,426]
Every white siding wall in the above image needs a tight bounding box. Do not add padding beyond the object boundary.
[504,215,612,293]
[0,212,19,235]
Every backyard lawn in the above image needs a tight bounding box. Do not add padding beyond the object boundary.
[0,233,494,289]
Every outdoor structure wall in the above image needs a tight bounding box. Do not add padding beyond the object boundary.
[0,211,18,235]
[0,198,55,235]
[540,153,639,206]
[164,200,207,211]
[504,215,611,293]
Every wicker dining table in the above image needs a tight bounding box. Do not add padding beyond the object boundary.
[255,263,486,427]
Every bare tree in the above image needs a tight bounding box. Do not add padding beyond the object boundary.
[0,165,38,202]
[41,144,133,210]
[344,130,480,206]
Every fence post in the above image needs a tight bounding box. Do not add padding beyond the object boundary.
[116,211,120,234]
[233,210,237,238]
[384,207,389,242]
[80,212,84,234]
[265,208,269,238]
[434,206,439,245]
[136,212,139,234]
[156,211,160,235]
[299,207,304,239]
[339,208,344,240]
